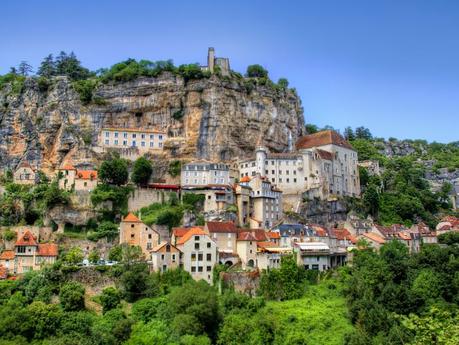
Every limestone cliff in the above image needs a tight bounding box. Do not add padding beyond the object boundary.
[0,73,304,172]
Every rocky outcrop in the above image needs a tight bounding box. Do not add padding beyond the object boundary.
[0,73,304,172]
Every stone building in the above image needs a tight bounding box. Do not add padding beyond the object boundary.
[58,164,98,192]
[201,47,230,76]
[0,230,58,274]
[13,162,37,185]
[119,213,160,258]
[175,227,218,284]
[238,130,360,207]
[150,242,182,272]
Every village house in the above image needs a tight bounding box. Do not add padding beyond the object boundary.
[205,221,238,254]
[256,241,291,270]
[58,164,98,192]
[239,174,283,229]
[294,242,333,271]
[238,130,360,207]
[236,231,258,269]
[181,161,234,215]
[0,230,58,275]
[360,232,386,250]
[100,128,166,150]
[119,213,160,259]
[175,227,218,284]
[234,180,251,227]
[150,242,182,272]
[13,162,37,185]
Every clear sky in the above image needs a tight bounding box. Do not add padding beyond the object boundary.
[1,0,458,143]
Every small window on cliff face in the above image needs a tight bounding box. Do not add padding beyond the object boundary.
[135,112,143,117]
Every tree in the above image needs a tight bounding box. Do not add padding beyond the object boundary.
[37,54,56,78]
[246,64,268,78]
[88,221,119,241]
[363,184,380,217]
[18,61,33,76]
[59,282,85,311]
[64,247,84,265]
[55,51,92,80]
[277,78,289,89]
[131,157,153,186]
[355,126,372,140]
[305,124,319,134]
[100,287,121,314]
[109,245,122,262]
[344,127,355,140]
[88,248,100,264]
[99,156,128,186]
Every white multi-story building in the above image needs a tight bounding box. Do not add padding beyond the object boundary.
[100,128,166,152]
[181,161,231,186]
[238,130,360,205]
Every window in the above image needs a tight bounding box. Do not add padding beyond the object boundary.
[123,140,127,145]
[161,254,164,260]
[159,143,163,148]
[198,266,203,272]
[150,142,154,147]
[207,266,212,272]
[172,254,176,261]
[194,236,200,241]
[150,134,154,139]
[130,233,135,239]
[114,132,118,138]
[141,134,145,139]
[105,132,109,137]
[132,140,136,147]
[159,135,163,140]
[131,224,134,228]
[286,178,290,183]
[132,133,136,138]
[279,170,282,174]
[114,139,118,145]
[198,253,203,261]
[207,242,211,248]
[206,253,212,261]
[191,266,196,272]
[195,243,200,250]
[84,182,87,187]
[105,139,109,145]
[191,253,196,260]
[141,141,146,147]
[148,234,152,239]
[123,132,127,138]
[17,246,26,253]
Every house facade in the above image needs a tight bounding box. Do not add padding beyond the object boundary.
[58,164,98,191]
[151,242,182,272]
[119,213,160,258]
[13,162,36,185]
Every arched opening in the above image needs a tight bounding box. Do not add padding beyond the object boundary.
[225,261,233,267]
[247,259,255,268]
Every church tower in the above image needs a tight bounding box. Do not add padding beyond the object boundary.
[207,47,215,73]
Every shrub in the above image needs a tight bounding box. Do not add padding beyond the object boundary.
[59,282,85,311]
[246,64,268,78]
[131,157,153,186]
[99,156,129,186]
[100,287,121,314]
[72,79,98,105]
[2,229,16,241]
[168,160,181,177]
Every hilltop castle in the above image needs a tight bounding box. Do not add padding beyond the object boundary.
[201,47,230,76]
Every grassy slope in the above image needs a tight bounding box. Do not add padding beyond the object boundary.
[265,281,354,345]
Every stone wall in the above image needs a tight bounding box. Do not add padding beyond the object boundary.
[220,270,260,296]
[128,187,179,212]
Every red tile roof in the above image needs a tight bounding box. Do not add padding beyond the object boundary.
[238,231,258,241]
[15,230,38,246]
[240,176,251,183]
[331,228,352,241]
[176,227,208,245]
[38,243,58,256]
[316,149,333,161]
[266,231,280,239]
[122,213,141,223]
[362,232,386,244]
[206,221,238,233]
[296,130,353,150]
[0,250,15,260]
[60,164,76,171]
[172,227,193,238]
[76,170,98,180]
[257,241,276,248]
[237,228,269,241]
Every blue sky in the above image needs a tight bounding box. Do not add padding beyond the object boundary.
[1,0,458,143]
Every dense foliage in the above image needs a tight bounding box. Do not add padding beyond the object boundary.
[343,240,459,344]
[131,157,153,186]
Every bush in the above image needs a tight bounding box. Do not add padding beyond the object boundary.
[246,64,268,78]
[59,282,85,311]
[2,229,16,241]
[100,287,121,314]
[98,156,129,186]
[168,160,181,177]
[64,247,84,265]
[131,157,153,186]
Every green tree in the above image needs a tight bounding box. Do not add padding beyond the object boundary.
[59,282,85,312]
[109,245,122,262]
[100,287,121,314]
[98,156,128,186]
[363,183,380,217]
[305,124,319,134]
[277,78,289,89]
[88,248,100,264]
[246,64,268,78]
[18,61,33,76]
[131,157,153,186]
[64,247,84,265]
[37,54,56,78]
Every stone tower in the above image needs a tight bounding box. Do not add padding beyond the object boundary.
[256,146,267,176]
[207,47,215,73]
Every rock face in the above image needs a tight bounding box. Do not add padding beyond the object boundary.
[0,73,304,172]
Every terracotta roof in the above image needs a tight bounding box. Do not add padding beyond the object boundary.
[331,228,353,241]
[240,176,251,183]
[257,241,276,248]
[296,130,354,150]
[15,230,38,246]
[237,228,269,241]
[311,225,328,237]
[362,232,386,244]
[172,227,193,238]
[38,243,58,256]
[76,170,98,180]
[206,221,238,233]
[266,231,280,239]
[60,164,76,171]
[316,149,333,161]
[176,227,208,245]
[397,232,411,241]
[0,250,15,260]
[238,231,258,241]
[122,213,141,223]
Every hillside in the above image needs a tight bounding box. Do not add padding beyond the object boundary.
[0,58,304,173]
